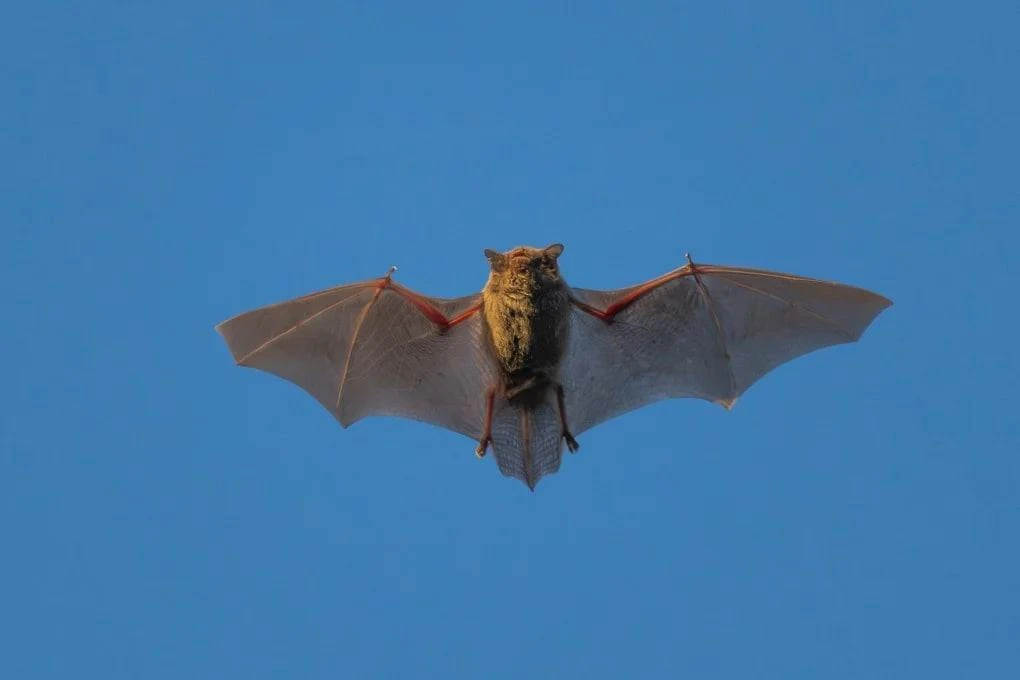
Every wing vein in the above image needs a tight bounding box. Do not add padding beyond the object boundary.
[336,285,388,412]
[691,270,737,399]
[698,266,820,282]
[709,273,855,340]
[234,286,375,365]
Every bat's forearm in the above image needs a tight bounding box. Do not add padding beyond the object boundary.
[388,280,480,330]
[571,266,693,322]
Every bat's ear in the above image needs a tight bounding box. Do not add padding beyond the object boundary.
[544,243,564,259]
[484,248,508,271]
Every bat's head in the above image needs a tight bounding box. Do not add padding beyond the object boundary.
[484,243,564,291]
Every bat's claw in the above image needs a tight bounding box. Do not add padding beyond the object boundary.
[475,437,491,459]
[563,431,580,453]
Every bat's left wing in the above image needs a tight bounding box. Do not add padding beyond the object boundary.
[562,261,891,435]
[216,274,496,440]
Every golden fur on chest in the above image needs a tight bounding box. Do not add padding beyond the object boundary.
[480,244,571,391]
[482,276,570,377]
[483,288,568,374]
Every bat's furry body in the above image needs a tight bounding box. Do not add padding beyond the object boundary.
[217,243,891,489]
[481,245,571,406]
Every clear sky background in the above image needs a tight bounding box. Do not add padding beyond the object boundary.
[3,2,1017,678]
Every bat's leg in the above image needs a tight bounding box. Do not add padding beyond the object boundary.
[555,384,580,453]
[475,388,496,458]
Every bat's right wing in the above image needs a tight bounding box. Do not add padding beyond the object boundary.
[563,262,891,435]
[216,275,496,440]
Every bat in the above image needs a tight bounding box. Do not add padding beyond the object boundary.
[217,244,890,489]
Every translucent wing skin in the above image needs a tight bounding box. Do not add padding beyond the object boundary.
[562,263,891,435]
[489,390,565,489]
[216,277,495,439]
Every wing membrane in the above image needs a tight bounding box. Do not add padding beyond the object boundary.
[217,280,494,439]
[563,264,890,434]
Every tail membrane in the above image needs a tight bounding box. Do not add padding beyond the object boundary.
[490,389,564,490]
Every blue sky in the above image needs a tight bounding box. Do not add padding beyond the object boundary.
[3,2,1017,678]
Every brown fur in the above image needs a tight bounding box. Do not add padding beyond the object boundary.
[481,244,571,404]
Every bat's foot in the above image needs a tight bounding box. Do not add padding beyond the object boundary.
[475,437,491,459]
[554,384,580,453]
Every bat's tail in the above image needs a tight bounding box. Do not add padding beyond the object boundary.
[490,389,564,490]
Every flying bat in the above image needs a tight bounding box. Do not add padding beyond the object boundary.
[217,244,890,489]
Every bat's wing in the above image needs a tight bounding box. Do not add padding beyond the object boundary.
[563,263,891,434]
[216,276,495,439]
